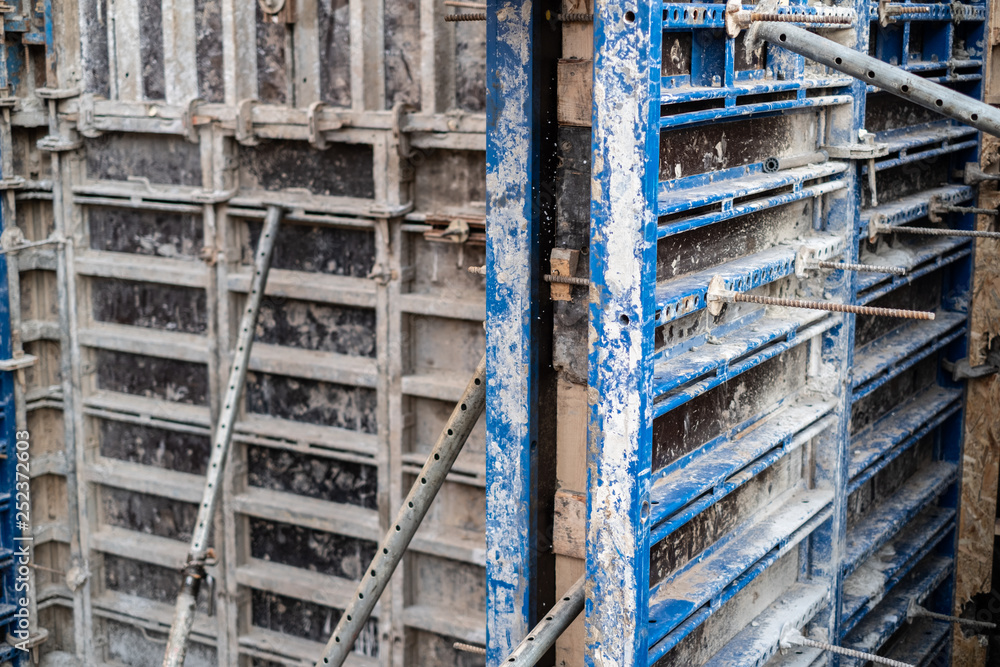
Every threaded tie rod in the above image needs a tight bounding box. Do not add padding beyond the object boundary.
[707,275,934,320]
[730,292,934,319]
[907,600,998,629]
[814,260,907,275]
[444,12,486,21]
[870,220,1000,241]
[749,11,852,23]
[469,265,591,286]
[785,634,915,667]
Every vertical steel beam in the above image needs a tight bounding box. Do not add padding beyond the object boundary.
[485,0,557,663]
[0,123,24,667]
[803,12,866,654]
[587,1,660,665]
[161,203,283,667]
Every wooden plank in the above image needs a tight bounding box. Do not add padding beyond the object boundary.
[553,488,585,559]
[557,59,592,128]
[954,181,1000,665]
[561,0,593,60]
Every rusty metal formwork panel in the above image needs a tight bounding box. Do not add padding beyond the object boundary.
[0,1,493,665]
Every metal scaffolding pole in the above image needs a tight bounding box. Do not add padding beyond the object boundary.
[753,22,1000,138]
[316,354,487,667]
[161,203,284,667]
[500,576,585,666]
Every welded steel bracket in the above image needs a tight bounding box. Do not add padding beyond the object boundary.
[182,98,204,144]
[307,101,327,150]
[950,1,977,22]
[235,99,259,146]
[822,134,890,161]
[35,86,82,100]
[868,214,888,243]
[76,93,102,138]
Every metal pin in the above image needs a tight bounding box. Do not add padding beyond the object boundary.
[558,12,593,21]
[444,12,486,21]
[762,150,829,173]
[468,265,590,285]
[780,628,916,667]
[0,235,64,255]
[908,601,998,630]
[869,216,1000,241]
[707,275,935,320]
[814,260,907,275]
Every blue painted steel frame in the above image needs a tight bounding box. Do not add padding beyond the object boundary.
[485,1,545,663]
[0,170,25,665]
[482,0,981,661]
[587,1,661,664]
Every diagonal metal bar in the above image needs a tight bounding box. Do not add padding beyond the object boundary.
[754,22,1000,137]
[501,576,586,666]
[161,204,284,667]
[316,355,487,667]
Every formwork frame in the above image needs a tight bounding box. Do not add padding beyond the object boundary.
[484,0,558,663]
[479,0,988,664]
[2,1,500,666]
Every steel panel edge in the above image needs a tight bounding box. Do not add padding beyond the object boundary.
[586,1,661,664]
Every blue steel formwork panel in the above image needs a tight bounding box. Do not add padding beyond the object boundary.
[0,190,27,664]
[586,1,661,664]
[576,0,980,664]
[485,1,554,663]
